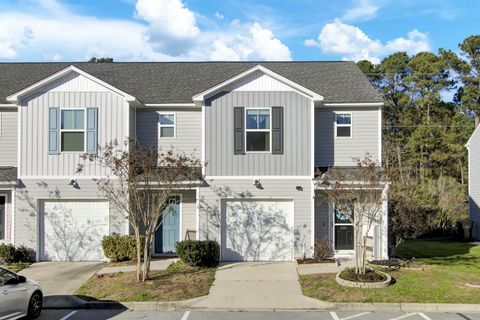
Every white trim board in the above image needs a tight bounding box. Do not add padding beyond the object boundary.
[6,65,136,103]
[206,176,313,180]
[192,65,324,103]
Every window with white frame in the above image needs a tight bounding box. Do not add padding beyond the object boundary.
[159,113,175,138]
[246,108,271,152]
[61,109,85,152]
[0,196,5,240]
[335,113,352,138]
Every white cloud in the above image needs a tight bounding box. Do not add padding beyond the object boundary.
[215,11,224,20]
[135,0,200,56]
[0,0,291,62]
[342,0,379,22]
[305,19,430,63]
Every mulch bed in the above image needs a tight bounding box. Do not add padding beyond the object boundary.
[339,268,387,283]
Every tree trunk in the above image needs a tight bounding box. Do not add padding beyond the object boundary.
[133,226,142,282]
[142,233,152,282]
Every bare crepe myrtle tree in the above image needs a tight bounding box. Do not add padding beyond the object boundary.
[77,139,203,282]
[316,154,387,274]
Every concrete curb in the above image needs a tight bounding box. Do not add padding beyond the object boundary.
[44,295,480,313]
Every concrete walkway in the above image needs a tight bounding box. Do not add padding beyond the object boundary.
[190,262,333,310]
[96,258,177,275]
[19,262,103,295]
[297,259,355,275]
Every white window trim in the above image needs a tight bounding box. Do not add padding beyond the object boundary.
[332,202,355,252]
[245,107,272,154]
[60,108,86,153]
[334,112,353,139]
[158,112,176,139]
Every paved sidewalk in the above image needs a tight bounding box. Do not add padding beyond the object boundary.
[190,262,334,310]
[96,258,177,275]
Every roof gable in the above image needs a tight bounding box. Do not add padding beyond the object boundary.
[6,65,136,103]
[192,65,324,103]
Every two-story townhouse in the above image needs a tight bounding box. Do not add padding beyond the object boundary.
[0,62,387,262]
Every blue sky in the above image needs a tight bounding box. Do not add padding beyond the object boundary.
[0,0,478,63]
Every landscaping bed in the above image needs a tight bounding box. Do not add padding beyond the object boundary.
[75,261,215,302]
[339,267,387,282]
[300,239,480,303]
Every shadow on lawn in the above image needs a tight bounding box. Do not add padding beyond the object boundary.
[396,240,477,259]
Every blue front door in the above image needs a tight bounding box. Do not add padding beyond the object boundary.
[155,196,180,254]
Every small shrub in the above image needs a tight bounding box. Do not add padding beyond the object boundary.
[313,238,334,262]
[102,235,144,262]
[0,244,16,264]
[175,240,219,267]
[14,245,35,263]
[0,244,35,264]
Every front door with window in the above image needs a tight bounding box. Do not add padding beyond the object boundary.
[155,196,180,254]
[334,203,354,250]
[0,196,5,240]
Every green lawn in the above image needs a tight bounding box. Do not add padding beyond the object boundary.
[2,263,32,273]
[300,239,480,303]
[75,261,215,302]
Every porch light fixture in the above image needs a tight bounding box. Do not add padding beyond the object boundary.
[296,186,303,191]
[253,179,260,187]
[69,179,79,189]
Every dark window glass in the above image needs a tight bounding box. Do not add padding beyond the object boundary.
[337,126,351,137]
[0,197,4,240]
[61,132,85,152]
[246,132,270,152]
[0,268,17,286]
[335,226,354,250]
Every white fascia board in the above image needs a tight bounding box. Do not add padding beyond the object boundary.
[142,103,197,108]
[466,124,480,147]
[0,104,17,108]
[6,65,136,103]
[321,102,384,107]
[192,65,324,103]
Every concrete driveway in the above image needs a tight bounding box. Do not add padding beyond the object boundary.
[19,262,103,296]
[191,262,333,310]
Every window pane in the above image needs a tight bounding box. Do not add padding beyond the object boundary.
[246,110,258,129]
[246,132,270,151]
[335,204,354,223]
[161,127,175,137]
[160,114,175,125]
[337,126,351,137]
[336,114,351,125]
[258,110,270,129]
[61,132,84,151]
[62,110,85,129]
[335,226,354,250]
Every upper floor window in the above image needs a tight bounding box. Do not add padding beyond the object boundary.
[246,108,270,152]
[159,113,176,138]
[61,109,85,152]
[335,113,352,138]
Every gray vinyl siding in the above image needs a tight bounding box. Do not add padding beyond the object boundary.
[0,109,17,166]
[19,92,129,177]
[205,91,311,176]
[314,191,331,244]
[129,106,136,142]
[315,107,380,166]
[136,108,201,158]
[469,129,480,239]
[14,179,126,254]
[198,179,312,258]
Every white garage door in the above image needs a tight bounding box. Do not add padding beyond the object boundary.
[222,199,294,261]
[41,200,109,261]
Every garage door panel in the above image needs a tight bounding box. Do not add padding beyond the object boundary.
[222,200,293,261]
[41,200,109,261]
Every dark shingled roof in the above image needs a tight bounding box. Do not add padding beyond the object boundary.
[0,62,383,104]
[0,167,17,182]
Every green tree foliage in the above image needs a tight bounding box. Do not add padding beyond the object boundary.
[88,57,114,63]
[358,37,477,245]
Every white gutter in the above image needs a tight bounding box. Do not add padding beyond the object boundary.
[322,102,384,107]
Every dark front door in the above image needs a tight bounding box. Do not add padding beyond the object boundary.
[0,196,5,240]
[155,196,180,254]
[335,225,354,250]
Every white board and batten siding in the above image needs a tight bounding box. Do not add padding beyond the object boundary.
[315,107,380,167]
[0,108,17,166]
[19,74,130,177]
[136,107,202,158]
[225,70,296,92]
[469,128,480,239]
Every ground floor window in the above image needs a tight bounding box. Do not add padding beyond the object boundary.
[333,203,354,250]
[0,196,5,240]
